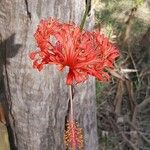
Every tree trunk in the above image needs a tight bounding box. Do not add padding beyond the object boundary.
[0,0,98,150]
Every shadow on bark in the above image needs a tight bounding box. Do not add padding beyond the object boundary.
[0,33,21,150]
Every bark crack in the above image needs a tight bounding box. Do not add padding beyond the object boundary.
[2,35,18,149]
[65,98,70,127]
[25,0,31,20]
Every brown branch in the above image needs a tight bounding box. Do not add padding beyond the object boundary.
[123,7,137,43]
[123,6,140,83]
[114,80,124,116]
[138,97,150,109]
[121,132,138,150]
[126,119,150,144]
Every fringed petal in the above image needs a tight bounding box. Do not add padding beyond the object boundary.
[29,18,119,84]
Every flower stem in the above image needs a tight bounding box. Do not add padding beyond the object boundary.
[69,85,74,121]
[80,0,91,31]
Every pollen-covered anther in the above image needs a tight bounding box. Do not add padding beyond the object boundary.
[64,120,84,150]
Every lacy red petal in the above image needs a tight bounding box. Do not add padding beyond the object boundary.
[29,18,119,84]
[29,52,36,60]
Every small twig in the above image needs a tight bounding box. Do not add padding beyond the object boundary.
[127,45,140,84]
[137,97,150,109]
[126,119,150,144]
[121,132,138,150]
[145,77,150,98]
[114,80,124,116]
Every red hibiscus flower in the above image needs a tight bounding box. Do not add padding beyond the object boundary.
[29,18,119,85]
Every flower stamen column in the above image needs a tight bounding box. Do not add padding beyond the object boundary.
[64,85,84,150]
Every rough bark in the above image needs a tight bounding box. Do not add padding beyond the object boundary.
[0,0,98,150]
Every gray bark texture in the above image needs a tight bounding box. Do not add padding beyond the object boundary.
[0,0,98,150]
